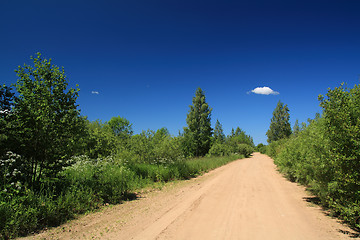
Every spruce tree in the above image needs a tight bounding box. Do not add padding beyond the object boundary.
[183,88,212,157]
[266,101,292,143]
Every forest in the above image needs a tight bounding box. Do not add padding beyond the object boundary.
[0,54,255,239]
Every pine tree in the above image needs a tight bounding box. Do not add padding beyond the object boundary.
[183,88,212,157]
[266,101,292,143]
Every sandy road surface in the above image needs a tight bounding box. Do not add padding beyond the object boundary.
[25,153,359,240]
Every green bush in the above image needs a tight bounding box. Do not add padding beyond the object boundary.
[269,83,360,229]
[63,156,136,203]
[236,144,254,158]
[208,143,231,156]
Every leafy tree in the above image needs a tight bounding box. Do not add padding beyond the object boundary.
[84,120,118,159]
[107,116,133,140]
[183,88,212,157]
[213,119,225,143]
[13,53,85,186]
[266,101,292,143]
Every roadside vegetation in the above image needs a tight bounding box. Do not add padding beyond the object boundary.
[263,84,360,230]
[0,53,254,239]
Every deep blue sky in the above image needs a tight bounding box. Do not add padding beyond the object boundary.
[1,0,360,144]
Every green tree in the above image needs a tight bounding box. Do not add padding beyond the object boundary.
[266,101,292,143]
[13,53,85,186]
[229,127,254,147]
[107,116,133,140]
[183,88,212,157]
[213,119,225,143]
[84,120,118,159]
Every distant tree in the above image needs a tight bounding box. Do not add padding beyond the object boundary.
[293,119,300,137]
[13,53,85,186]
[230,128,235,137]
[266,101,292,143]
[234,127,242,136]
[228,127,255,147]
[107,116,133,139]
[183,88,212,157]
[213,119,225,143]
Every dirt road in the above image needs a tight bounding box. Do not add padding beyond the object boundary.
[25,153,359,240]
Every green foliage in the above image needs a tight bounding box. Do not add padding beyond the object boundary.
[235,144,254,158]
[0,185,99,239]
[183,88,213,157]
[255,143,267,154]
[227,127,255,147]
[83,120,119,159]
[213,119,225,143]
[266,101,292,143]
[0,55,258,238]
[293,119,300,137]
[209,127,254,157]
[0,84,15,156]
[127,128,183,164]
[208,142,231,156]
[269,83,360,229]
[319,83,360,224]
[62,156,137,203]
[12,53,85,186]
[107,116,133,140]
[0,154,242,239]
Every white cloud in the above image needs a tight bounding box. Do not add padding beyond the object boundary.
[250,86,279,95]
[91,91,99,95]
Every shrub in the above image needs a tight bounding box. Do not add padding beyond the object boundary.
[208,143,231,156]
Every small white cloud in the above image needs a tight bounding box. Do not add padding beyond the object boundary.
[250,86,279,95]
[91,91,99,95]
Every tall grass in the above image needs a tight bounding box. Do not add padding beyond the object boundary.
[0,154,244,239]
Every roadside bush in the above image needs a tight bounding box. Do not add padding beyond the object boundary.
[208,143,231,156]
[255,143,267,154]
[236,144,254,158]
[62,156,136,203]
[269,83,360,229]
[265,138,288,159]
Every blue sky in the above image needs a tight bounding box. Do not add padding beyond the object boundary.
[1,0,360,144]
